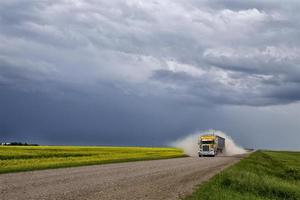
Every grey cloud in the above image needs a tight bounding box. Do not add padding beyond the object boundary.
[151,69,193,82]
[1,0,300,149]
[1,0,300,106]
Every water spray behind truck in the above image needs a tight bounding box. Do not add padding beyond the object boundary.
[170,130,246,157]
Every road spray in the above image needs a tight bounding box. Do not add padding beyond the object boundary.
[170,130,246,157]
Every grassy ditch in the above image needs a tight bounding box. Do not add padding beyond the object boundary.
[0,146,184,174]
[185,151,300,200]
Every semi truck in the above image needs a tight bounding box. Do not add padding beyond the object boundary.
[198,134,225,157]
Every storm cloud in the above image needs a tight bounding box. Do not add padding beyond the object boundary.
[1,0,300,149]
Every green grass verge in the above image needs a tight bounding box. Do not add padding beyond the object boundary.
[185,151,300,200]
[0,146,185,174]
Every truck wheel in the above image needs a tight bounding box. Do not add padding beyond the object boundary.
[198,154,202,157]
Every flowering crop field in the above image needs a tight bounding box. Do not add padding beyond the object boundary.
[0,146,184,173]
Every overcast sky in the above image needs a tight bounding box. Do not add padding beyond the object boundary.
[1,0,300,150]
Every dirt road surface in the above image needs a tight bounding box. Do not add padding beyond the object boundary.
[0,155,245,200]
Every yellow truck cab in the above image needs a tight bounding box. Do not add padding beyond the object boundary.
[198,134,225,157]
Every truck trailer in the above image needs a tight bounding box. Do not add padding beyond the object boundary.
[198,134,225,157]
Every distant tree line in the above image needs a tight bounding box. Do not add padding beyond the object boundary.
[1,142,39,146]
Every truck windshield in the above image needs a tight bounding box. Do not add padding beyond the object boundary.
[201,141,214,144]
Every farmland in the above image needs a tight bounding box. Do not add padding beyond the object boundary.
[185,151,300,200]
[0,146,184,174]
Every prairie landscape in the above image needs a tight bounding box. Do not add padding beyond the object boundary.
[1,0,300,199]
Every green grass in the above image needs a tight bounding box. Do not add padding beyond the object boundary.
[185,151,300,200]
[0,146,185,174]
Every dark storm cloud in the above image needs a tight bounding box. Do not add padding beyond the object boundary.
[0,85,222,146]
[151,69,282,106]
[1,0,299,106]
[1,0,300,149]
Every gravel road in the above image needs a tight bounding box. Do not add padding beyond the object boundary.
[0,155,245,200]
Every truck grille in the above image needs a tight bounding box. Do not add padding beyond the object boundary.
[203,145,209,151]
